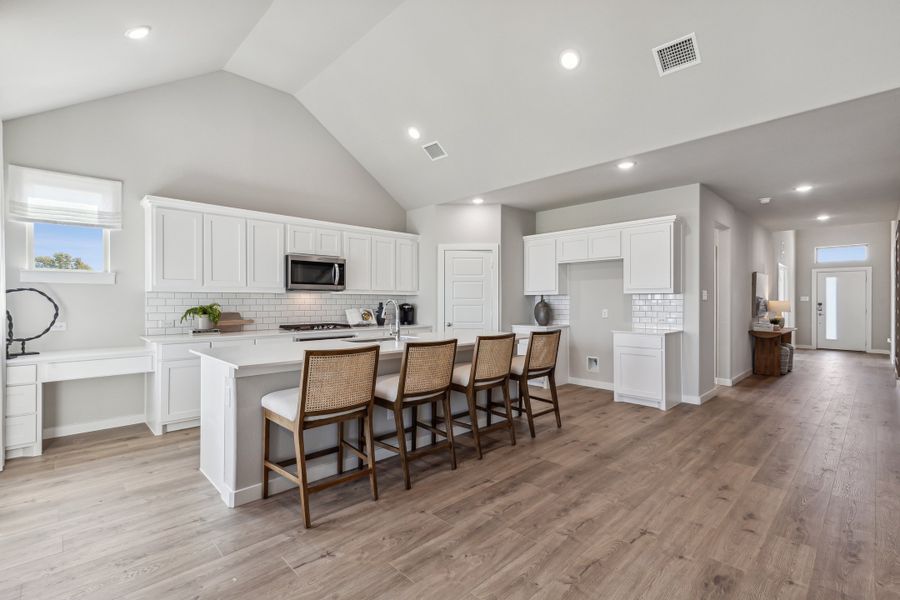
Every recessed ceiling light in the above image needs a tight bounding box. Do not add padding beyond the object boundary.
[559,50,580,70]
[124,26,151,40]
[759,197,771,205]
[407,126,421,140]
[794,184,813,193]
[472,197,484,205]
[617,160,636,170]
[817,214,830,221]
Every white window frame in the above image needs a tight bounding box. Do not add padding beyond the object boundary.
[814,243,869,264]
[21,222,116,285]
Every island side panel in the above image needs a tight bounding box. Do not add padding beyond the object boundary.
[199,357,233,505]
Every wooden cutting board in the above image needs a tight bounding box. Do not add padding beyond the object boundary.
[217,312,254,333]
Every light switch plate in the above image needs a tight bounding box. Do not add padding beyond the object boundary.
[601,309,609,318]
[51,321,67,331]
[702,290,708,301]
[800,296,810,302]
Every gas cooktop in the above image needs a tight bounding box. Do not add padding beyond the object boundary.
[279,323,352,331]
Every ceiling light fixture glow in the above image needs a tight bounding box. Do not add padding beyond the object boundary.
[124,26,151,40]
[559,50,581,70]
[407,126,421,140]
[617,160,636,170]
[817,214,830,222]
[759,197,771,205]
[472,197,484,205]
[794,184,813,193]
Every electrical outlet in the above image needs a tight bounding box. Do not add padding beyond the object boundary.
[800,296,810,302]
[702,290,708,301]
[51,321,67,332]
[586,356,600,373]
[601,309,609,318]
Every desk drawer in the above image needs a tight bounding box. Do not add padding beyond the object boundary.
[161,342,210,361]
[7,364,37,385]
[5,414,37,448]
[6,384,37,416]
[614,333,663,350]
[40,355,154,383]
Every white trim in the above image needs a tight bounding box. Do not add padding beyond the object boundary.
[436,244,501,335]
[567,376,615,391]
[795,344,814,350]
[714,369,751,387]
[682,386,720,405]
[868,349,890,355]
[20,268,116,285]
[43,413,145,439]
[810,267,872,352]
[523,214,678,241]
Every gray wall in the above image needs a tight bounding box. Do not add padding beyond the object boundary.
[500,205,535,330]
[794,222,891,350]
[3,71,405,432]
[567,261,630,385]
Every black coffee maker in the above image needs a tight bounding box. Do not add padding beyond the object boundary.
[398,303,415,325]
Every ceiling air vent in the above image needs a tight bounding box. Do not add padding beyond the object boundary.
[652,32,701,76]
[422,141,448,161]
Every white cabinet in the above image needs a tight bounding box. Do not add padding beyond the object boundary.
[151,208,203,291]
[247,219,284,290]
[396,239,418,292]
[511,325,570,388]
[286,225,342,256]
[344,232,372,291]
[524,238,565,295]
[588,229,621,260]
[4,363,40,458]
[613,331,682,410]
[622,222,680,294]
[203,214,247,290]
[556,235,588,263]
[160,360,202,423]
[371,236,397,292]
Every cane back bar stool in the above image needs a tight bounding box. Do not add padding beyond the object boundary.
[261,345,380,528]
[510,329,562,438]
[443,333,517,459]
[372,339,458,490]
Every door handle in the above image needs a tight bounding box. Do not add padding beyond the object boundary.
[445,322,453,327]
[333,264,338,285]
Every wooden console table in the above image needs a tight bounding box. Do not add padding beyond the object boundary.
[748,327,796,376]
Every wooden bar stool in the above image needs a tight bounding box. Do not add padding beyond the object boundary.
[261,345,380,528]
[510,329,562,438]
[372,339,458,490]
[444,333,517,459]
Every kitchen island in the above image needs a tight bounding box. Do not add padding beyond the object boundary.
[192,331,504,507]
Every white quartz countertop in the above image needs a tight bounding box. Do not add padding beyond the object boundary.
[191,330,521,370]
[7,345,152,364]
[612,327,683,335]
[141,324,432,344]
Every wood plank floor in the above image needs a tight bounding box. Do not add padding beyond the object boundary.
[2,349,899,599]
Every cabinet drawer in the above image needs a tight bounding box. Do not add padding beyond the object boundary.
[7,364,37,385]
[161,342,211,361]
[614,333,663,350]
[6,384,37,416]
[40,355,153,383]
[5,414,37,448]
[210,339,254,349]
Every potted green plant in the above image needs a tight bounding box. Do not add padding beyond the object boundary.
[180,303,222,331]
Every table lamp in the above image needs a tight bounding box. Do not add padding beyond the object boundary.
[767,300,790,328]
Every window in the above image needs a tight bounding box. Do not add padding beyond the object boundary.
[815,244,868,264]
[9,165,121,284]
[825,276,837,340]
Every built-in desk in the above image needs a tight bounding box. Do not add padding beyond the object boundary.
[4,346,154,459]
[749,327,796,376]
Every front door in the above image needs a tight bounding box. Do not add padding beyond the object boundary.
[816,270,867,351]
[443,250,494,336]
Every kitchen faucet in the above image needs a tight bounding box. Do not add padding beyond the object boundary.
[384,299,400,341]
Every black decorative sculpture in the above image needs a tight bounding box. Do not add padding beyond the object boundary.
[6,287,59,359]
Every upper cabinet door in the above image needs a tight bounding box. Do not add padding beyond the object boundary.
[343,232,372,291]
[622,223,676,293]
[556,235,589,263]
[152,208,203,291]
[316,229,342,256]
[247,219,285,290]
[395,239,418,293]
[371,236,396,292]
[524,238,562,295]
[588,230,622,260]
[203,214,247,290]
[286,225,316,254]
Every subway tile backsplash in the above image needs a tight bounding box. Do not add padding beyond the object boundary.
[530,295,570,325]
[145,292,415,336]
[630,293,684,329]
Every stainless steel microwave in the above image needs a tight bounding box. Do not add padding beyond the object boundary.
[285,254,345,291]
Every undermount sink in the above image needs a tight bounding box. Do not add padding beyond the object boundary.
[345,335,418,343]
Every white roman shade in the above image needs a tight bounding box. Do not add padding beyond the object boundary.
[7,165,123,229]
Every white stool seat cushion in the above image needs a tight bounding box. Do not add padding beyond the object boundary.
[262,387,365,422]
[375,374,441,403]
[510,355,526,376]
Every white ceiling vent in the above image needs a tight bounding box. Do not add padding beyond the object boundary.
[422,141,448,161]
[652,33,701,76]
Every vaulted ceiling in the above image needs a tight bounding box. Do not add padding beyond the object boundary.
[3,0,900,226]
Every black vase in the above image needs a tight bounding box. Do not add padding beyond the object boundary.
[534,295,552,326]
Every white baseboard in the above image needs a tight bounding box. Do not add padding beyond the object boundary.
[868,349,890,355]
[795,344,814,350]
[714,369,752,387]
[567,377,614,391]
[43,413,146,439]
[682,386,720,406]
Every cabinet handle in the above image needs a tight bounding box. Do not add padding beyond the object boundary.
[333,264,339,285]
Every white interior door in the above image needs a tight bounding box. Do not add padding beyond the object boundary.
[816,270,867,351]
[443,250,494,336]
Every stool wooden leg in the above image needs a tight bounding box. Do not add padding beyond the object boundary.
[466,389,484,460]
[261,416,270,499]
[357,416,365,470]
[549,371,562,428]
[521,377,536,438]
[395,404,412,490]
[442,391,457,470]
[502,380,516,446]
[430,401,437,445]
[411,405,418,451]
[365,410,378,501]
[486,388,492,426]
[294,429,311,528]
[336,421,344,475]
